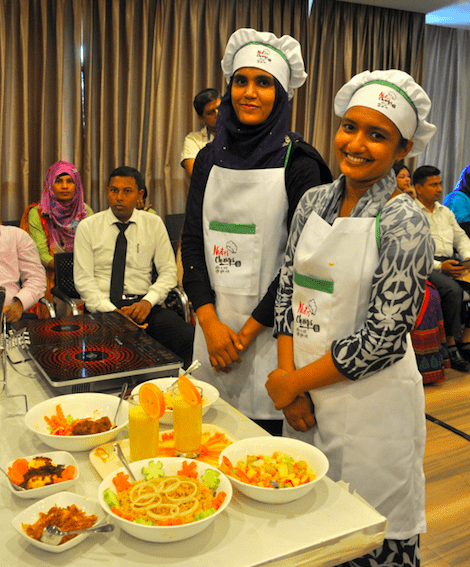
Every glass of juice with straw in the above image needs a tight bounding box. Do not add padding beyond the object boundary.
[128,383,165,461]
[171,376,203,458]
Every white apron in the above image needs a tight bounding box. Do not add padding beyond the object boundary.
[285,210,426,540]
[192,164,287,419]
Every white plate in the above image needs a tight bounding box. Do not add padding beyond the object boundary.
[219,436,329,504]
[5,451,79,499]
[24,393,129,452]
[98,457,232,542]
[12,491,108,553]
[131,376,219,424]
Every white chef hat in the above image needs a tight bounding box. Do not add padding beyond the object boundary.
[334,70,436,157]
[221,28,307,100]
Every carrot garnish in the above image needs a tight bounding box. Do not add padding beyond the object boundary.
[61,465,76,480]
[7,458,29,485]
[111,506,133,521]
[158,517,184,526]
[177,460,198,479]
[112,471,131,492]
[212,491,227,510]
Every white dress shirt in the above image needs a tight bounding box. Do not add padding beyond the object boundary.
[0,225,46,309]
[74,208,177,313]
[416,199,470,270]
[180,127,213,166]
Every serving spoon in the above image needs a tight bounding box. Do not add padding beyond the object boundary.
[0,466,26,491]
[164,359,201,392]
[112,381,128,427]
[40,522,114,546]
[113,443,137,482]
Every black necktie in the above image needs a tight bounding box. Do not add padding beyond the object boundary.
[110,222,129,303]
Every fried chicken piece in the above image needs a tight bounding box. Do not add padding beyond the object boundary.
[71,416,113,435]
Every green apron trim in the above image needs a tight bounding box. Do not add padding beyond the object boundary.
[284,142,293,168]
[209,221,256,234]
[376,212,381,250]
[294,271,334,294]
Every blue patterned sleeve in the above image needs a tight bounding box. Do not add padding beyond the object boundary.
[331,196,435,380]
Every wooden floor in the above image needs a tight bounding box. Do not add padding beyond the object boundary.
[421,368,470,567]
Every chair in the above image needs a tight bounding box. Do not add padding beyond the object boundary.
[165,214,185,255]
[51,252,82,315]
[52,252,191,324]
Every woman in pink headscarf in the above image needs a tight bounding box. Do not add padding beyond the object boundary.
[21,161,93,316]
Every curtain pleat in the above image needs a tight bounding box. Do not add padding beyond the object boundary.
[304,0,425,179]
[418,25,470,196]
[145,0,309,219]
[0,0,433,222]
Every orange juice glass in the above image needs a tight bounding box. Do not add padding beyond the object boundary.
[128,394,159,461]
[171,384,203,458]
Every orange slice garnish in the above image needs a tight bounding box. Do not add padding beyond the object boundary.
[139,383,166,418]
[177,375,202,406]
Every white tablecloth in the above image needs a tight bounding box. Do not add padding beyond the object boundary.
[1,349,387,567]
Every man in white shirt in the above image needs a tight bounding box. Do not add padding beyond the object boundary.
[180,88,221,177]
[414,165,470,371]
[74,166,194,367]
[0,224,46,322]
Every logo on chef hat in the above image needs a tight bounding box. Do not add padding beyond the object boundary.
[256,48,271,64]
[378,90,397,110]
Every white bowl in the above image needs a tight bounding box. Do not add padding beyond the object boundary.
[98,457,232,542]
[25,393,129,452]
[5,451,79,499]
[219,436,329,504]
[12,491,108,553]
[131,377,219,425]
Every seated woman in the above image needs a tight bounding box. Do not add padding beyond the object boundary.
[443,164,470,236]
[392,160,416,199]
[21,161,93,317]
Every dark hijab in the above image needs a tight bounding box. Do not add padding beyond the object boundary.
[211,75,300,170]
[453,165,470,199]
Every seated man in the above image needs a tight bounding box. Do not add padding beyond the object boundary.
[74,166,194,367]
[0,223,46,323]
[180,88,221,177]
[414,165,470,371]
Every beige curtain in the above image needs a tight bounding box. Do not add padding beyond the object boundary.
[0,0,425,222]
[145,0,310,218]
[418,25,470,196]
[0,0,83,221]
[304,0,425,179]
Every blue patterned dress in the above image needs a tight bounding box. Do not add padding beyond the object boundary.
[275,170,435,567]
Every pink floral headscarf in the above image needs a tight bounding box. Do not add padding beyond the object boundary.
[40,161,87,252]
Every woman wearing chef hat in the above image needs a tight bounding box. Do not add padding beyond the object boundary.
[182,28,331,434]
[266,70,436,566]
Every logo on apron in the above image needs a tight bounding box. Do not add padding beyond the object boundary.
[213,240,242,274]
[295,298,320,338]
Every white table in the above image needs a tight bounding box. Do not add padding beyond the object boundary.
[1,350,387,567]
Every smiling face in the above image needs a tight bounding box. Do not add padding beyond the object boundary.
[231,67,276,126]
[52,173,75,202]
[107,176,144,222]
[335,106,413,193]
